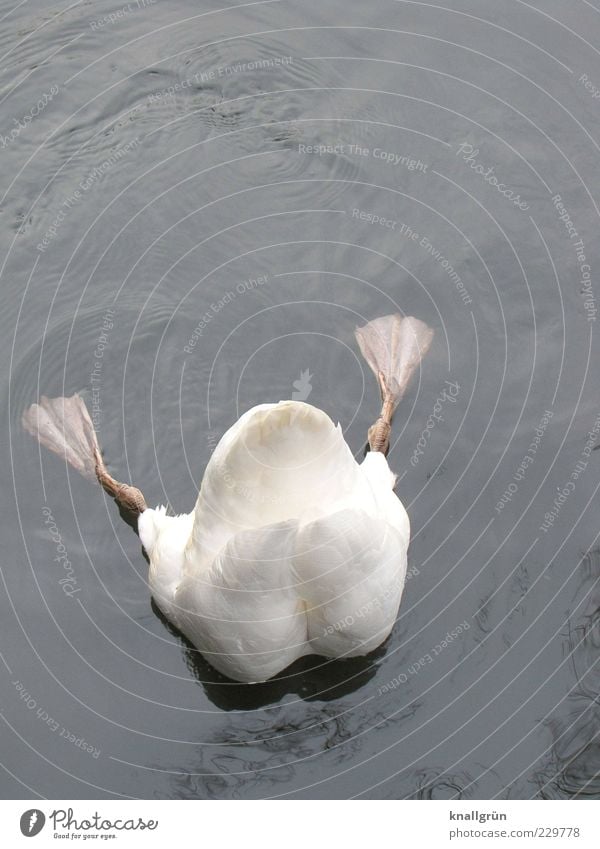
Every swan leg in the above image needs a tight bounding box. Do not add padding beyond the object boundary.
[22,394,147,517]
[366,372,396,454]
[355,314,434,453]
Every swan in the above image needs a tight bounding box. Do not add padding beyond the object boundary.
[22,313,433,683]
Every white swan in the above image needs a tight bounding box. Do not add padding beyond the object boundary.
[23,314,433,683]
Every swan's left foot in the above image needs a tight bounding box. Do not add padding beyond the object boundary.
[22,394,147,517]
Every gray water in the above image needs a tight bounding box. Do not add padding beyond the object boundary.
[1,0,599,800]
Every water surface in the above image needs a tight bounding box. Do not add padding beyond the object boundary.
[1,0,599,799]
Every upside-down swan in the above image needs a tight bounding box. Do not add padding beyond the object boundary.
[22,313,433,683]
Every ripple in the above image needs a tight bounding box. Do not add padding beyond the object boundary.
[534,548,600,799]
[537,724,600,799]
[162,36,369,205]
[10,297,185,449]
[407,768,475,799]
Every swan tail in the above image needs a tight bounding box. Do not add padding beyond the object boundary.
[355,314,434,452]
[22,393,147,515]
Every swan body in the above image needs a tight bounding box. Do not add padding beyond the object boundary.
[23,313,434,683]
[139,401,409,682]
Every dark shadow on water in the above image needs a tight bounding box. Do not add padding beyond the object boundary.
[151,599,384,710]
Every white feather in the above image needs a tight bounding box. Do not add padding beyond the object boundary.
[141,401,411,683]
